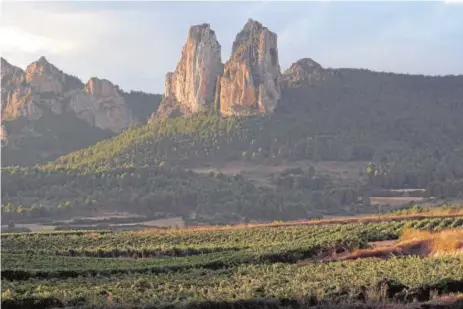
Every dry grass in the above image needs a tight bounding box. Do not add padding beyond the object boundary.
[399,229,463,257]
[340,229,463,261]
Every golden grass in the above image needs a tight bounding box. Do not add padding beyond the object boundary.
[341,229,463,261]
[399,229,463,257]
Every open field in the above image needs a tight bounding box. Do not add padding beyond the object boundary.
[1,215,186,233]
[193,160,368,188]
[370,197,425,206]
[2,206,463,309]
[194,160,429,209]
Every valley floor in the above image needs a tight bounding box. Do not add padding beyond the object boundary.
[2,206,463,309]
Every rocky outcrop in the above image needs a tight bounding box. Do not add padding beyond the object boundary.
[153,19,282,119]
[24,56,67,94]
[1,57,136,133]
[156,24,223,117]
[1,58,41,120]
[217,19,281,116]
[2,57,78,120]
[69,78,135,133]
[1,57,24,82]
[1,58,26,117]
[281,58,339,88]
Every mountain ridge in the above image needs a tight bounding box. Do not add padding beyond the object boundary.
[2,18,463,225]
[2,19,462,169]
[1,56,162,166]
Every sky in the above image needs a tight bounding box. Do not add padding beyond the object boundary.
[1,1,463,93]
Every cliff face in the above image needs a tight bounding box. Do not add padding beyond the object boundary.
[154,19,282,119]
[1,58,34,119]
[1,57,24,83]
[1,57,135,133]
[25,56,68,94]
[70,78,135,133]
[217,19,281,116]
[156,24,223,117]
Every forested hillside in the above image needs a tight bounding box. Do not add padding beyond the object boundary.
[51,65,463,189]
[1,164,376,225]
[3,60,463,225]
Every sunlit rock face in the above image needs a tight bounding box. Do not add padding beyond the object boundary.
[155,23,223,118]
[217,19,281,116]
[1,57,136,133]
[69,78,135,133]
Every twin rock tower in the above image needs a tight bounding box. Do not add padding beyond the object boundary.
[155,19,281,118]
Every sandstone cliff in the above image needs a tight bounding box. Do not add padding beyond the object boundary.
[156,23,223,118]
[217,19,281,116]
[1,58,25,119]
[2,58,42,120]
[1,57,24,82]
[1,57,135,133]
[70,78,135,133]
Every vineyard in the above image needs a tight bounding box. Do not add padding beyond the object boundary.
[2,213,463,309]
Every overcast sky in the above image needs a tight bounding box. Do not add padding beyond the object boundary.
[1,1,463,93]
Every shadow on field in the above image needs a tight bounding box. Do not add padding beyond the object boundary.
[3,279,463,309]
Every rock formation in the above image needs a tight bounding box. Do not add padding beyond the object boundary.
[217,19,281,116]
[156,23,223,117]
[1,57,24,82]
[154,19,282,119]
[281,58,339,88]
[25,56,68,94]
[1,57,41,120]
[2,58,25,117]
[69,78,135,133]
[1,57,135,133]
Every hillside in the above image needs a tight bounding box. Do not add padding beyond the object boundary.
[1,57,162,166]
[49,21,463,191]
[2,161,379,226]
[2,19,463,225]
[36,56,463,223]
[51,58,463,189]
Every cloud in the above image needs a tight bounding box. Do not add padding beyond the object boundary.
[0,26,75,54]
[0,2,176,92]
[1,4,119,54]
[0,1,461,93]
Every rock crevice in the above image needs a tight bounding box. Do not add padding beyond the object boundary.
[155,19,281,118]
[156,23,223,118]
